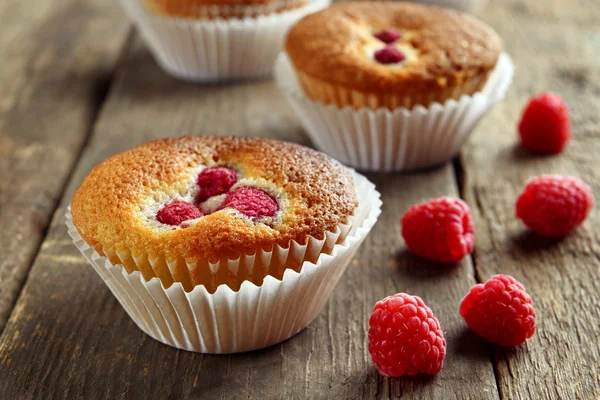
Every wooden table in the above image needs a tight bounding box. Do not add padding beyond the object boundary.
[1,0,599,398]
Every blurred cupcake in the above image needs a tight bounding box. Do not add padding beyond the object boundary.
[146,0,306,19]
[120,0,329,81]
[285,1,500,110]
[276,1,513,171]
[67,136,381,353]
[406,0,488,15]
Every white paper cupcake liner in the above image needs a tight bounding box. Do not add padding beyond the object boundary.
[275,52,514,172]
[120,0,330,82]
[66,172,381,353]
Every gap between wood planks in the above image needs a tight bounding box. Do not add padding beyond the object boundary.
[0,28,135,337]
[453,155,504,400]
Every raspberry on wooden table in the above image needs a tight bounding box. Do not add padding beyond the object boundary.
[401,197,474,263]
[460,275,536,346]
[518,93,571,154]
[368,293,446,377]
[196,166,238,203]
[156,202,203,226]
[218,186,279,219]
[516,175,594,237]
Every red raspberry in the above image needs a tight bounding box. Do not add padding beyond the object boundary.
[516,175,594,237]
[156,201,203,226]
[374,29,401,44]
[460,275,536,346]
[374,45,406,64]
[518,93,571,154]
[401,197,474,263]
[196,166,237,203]
[218,186,279,219]
[368,293,446,377]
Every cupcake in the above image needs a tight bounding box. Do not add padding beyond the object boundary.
[285,1,501,110]
[276,1,513,171]
[67,136,381,353]
[119,0,329,81]
[406,0,489,15]
[146,0,305,19]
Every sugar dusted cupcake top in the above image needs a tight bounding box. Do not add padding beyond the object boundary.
[285,2,502,106]
[71,136,357,264]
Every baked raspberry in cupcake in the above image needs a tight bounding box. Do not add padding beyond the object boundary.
[71,136,358,293]
[285,1,502,109]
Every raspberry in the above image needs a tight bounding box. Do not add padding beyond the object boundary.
[460,275,536,346]
[401,197,474,263]
[156,201,203,226]
[374,45,406,64]
[516,175,593,237]
[368,293,446,377]
[196,166,237,203]
[218,186,279,219]
[374,29,401,44]
[518,93,571,154]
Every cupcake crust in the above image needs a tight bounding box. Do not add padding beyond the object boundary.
[285,2,502,108]
[146,0,304,18]
[71,136,357,265]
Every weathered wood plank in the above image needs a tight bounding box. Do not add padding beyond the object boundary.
[0,37,497,398]
[462,1,600,399]
[0,0,131,331]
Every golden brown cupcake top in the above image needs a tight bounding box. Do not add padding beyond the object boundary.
[145,0,300,18]
[285,2,502,95]
[71,136,357,264]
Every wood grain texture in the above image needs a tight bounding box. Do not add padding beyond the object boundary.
[0,37,497,399]
[462,0,600,398]
[0,0,130,331]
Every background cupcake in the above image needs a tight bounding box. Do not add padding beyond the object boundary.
[146,0,307,19]
[68,136,381,353]
[285,1,501,110]
[276,1,513,171]
[406,0,488,15]
[120,0,329,81]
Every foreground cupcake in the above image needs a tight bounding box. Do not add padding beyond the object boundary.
[276,2,513,171]
[120,0,328,81]
[67,136,381,353]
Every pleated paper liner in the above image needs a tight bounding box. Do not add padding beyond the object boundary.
[66,172,381,353]
[275,52,514,172]
[145,0,308,19]
[120,0,330,82]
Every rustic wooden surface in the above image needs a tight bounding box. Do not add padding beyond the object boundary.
[0,0,598,398]
[0,0,131,331]
[461,1,600,398]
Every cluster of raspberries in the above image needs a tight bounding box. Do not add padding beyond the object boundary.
[369,94,594,377]
[401,174,593,264]
[156,166,278,226]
